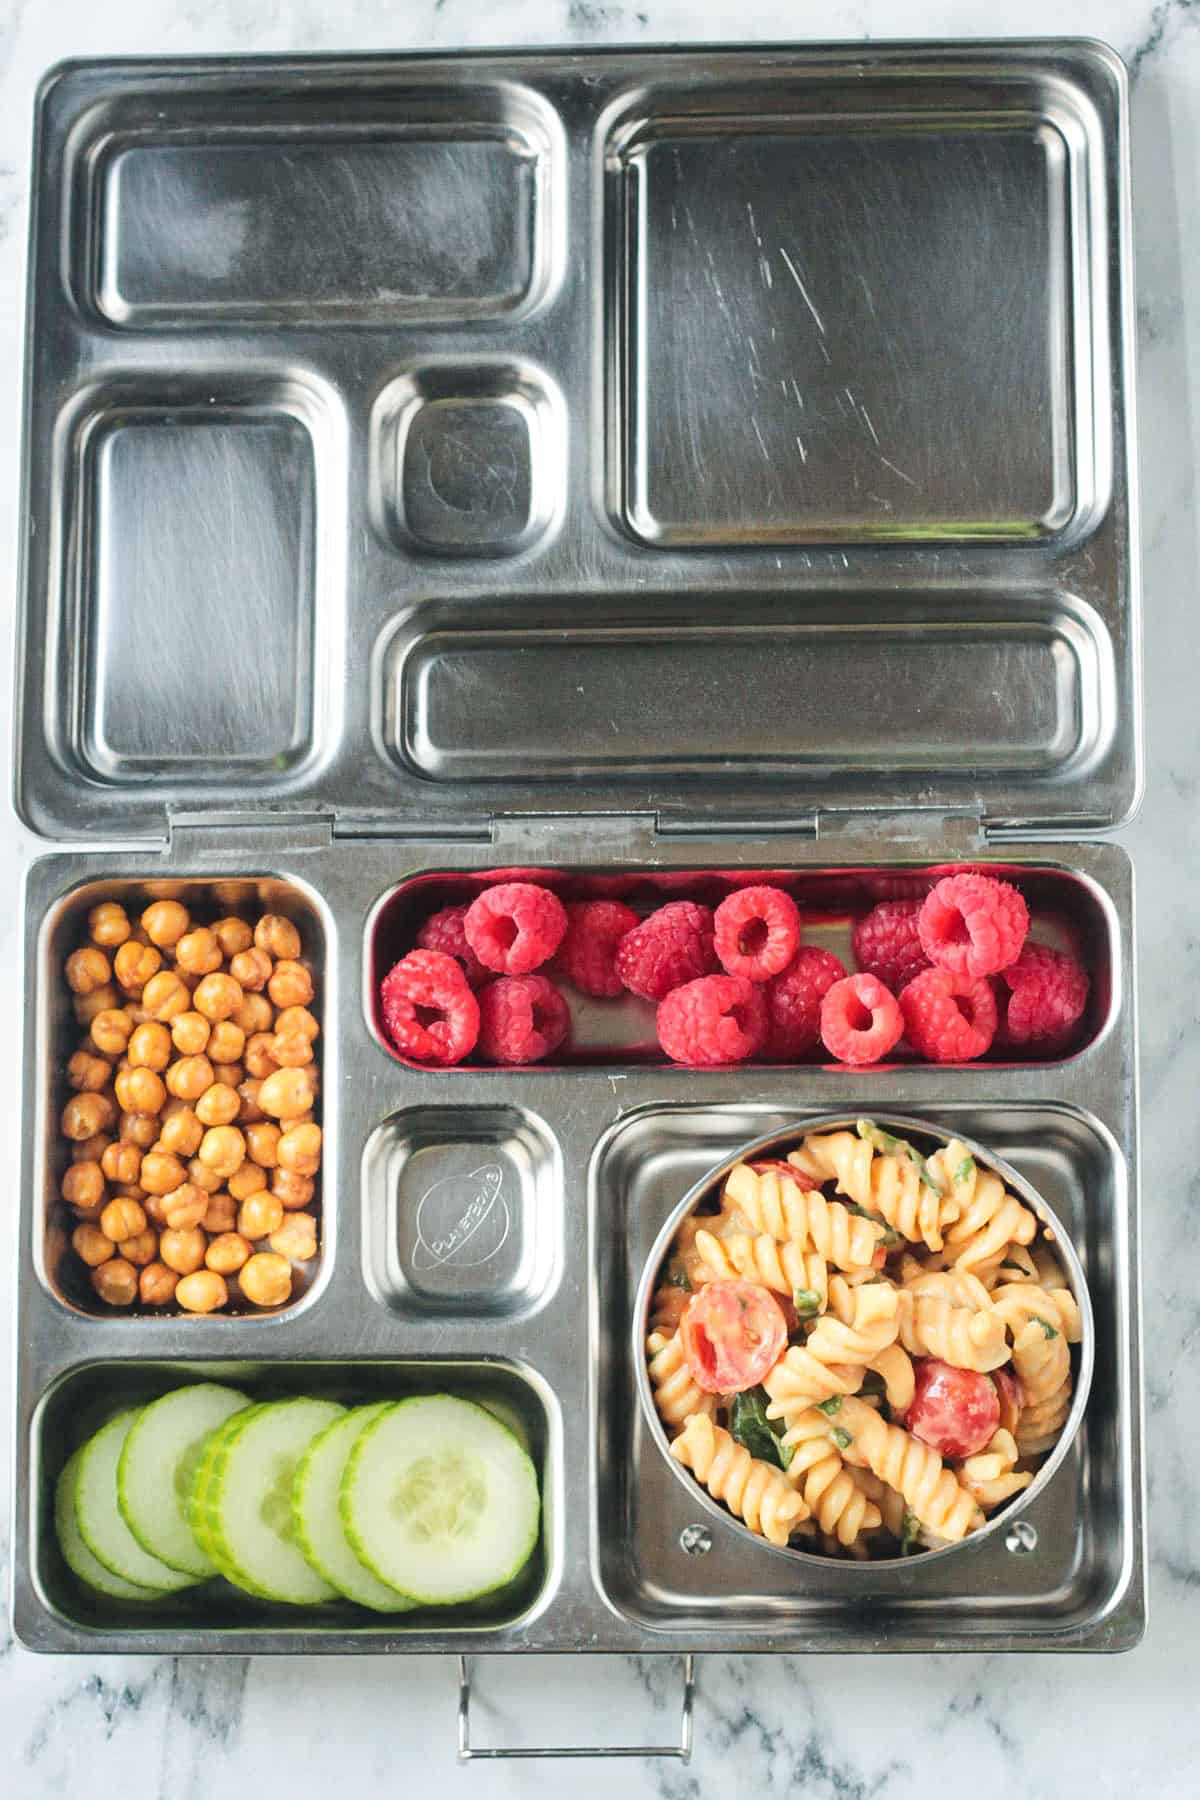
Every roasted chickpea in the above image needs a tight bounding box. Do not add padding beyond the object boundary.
[233,991,274,1035]
[65,945,111,995]
[114,1182,147,1201]
[270,1029,314,1069]
[115,1065,167,1115]
[161,1181,209,1230]
[100,1196,147,1242]
[88,901,131,947]
[213,916,254,958]
[71,1132,111,1167]
[139,1261,179,1306]
[114,940,162,994]
[100,1140,142,1185]
[141,900,190,949]
[269,1211,318,1262]
[119,1110,160,1149]
[238,1191,284,1241]
[257,1066,314,1121]
[195,1082,241,1127]
[175,1270,229,1314]
[237,1078,265,1124]
[141,970,190,1022]
[213,1062,244,1089]
[228,1160,267,1201]
[72,1222,114,1267]
[267,960,314,1010]
[187,1156,223,1194]
[229,946,273,992]
[277,1122,322,1178]
[160,1226,207,1275]
[198,1125,246,1180]
[190,973,241,1024]
[203,1190,238,1234]
[67,1049,113,1093]
[91,1008,134,1057]
[92,1258,138,1306]
[272,1168,315,1210]
[254,913,301,960]
[62,1162,105,1211]
[206,1021,245,1065]
[74,983,121,1026]
[127,1022,173,1072]
[166,1054,214,1101]
[139,1150,188,1196]
[244,1032,280,1080]
[205,1232,252,1275]
[173,926,222,976]
[62,1091,115,1141]
[142,1193,169,1228]
[157,1105,204,1158]
[239,1251,292,1308]
[275,1005,320,1042]
[118,1229,158,1267]
[170,1011,211,1056]
[245,1120,281,1168]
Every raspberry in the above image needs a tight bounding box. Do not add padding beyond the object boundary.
[917,873,1029,978]
[477,975,570,1065]
[996,943,1090,1049]
[899,967,998,1063]
[819,973,904,1066]
[616,902,718,1001]
[380,949,479,1065]
[556,900,640,998]
[851,900,931,993]
[415,904,489,988]
[463,882,568,975]
[657,975,767,1067]
[764,947,847,1058]
[713,886,801,981]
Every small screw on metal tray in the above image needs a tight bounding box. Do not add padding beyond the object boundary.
[1005,1520,1038,1555]
[679,1524,713,1556]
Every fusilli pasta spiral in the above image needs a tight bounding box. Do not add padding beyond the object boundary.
[695,1226,828,1307]
[828,1395,984,1542]
[646,1330,715,1431]
[791,1130,960,1252]
[669,1414,810,1546]
[722,1161,885,1270]
[778,1408,882,1545]
[961,1428,1033,1511]
[897,1289,1010,1372]
[941,1158,1037,1272]
[764,1286,900,1419]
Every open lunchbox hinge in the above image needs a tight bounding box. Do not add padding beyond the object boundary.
[167,808,335,852]
[814,807,988,853]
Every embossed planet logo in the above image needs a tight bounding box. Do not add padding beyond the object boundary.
[411,1162,509,1274]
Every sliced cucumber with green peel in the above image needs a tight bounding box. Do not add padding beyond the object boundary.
[198,1399,345,1604]
[118,1383,250,1577]
[55,1449,154,1601]
[75,1412,199,1592]
[341,1395,540,1605]
[293,1406,416,1612]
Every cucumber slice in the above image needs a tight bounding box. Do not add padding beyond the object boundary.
[55,1449,154,1601]
[200,1399,345,1604]
[75,1412,199,1592]
[342,1396,540,1605]
[185,1405,263,1575]
[119,1383,250,1577]
[293,1406,417,1612]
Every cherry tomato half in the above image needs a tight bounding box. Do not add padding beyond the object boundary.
[903,1357,1000,1460]
[748,1158,821,1191]
[679,1280,788,1394]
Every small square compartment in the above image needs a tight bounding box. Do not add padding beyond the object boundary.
[363,1106,560,1320]
[370,362,563,557]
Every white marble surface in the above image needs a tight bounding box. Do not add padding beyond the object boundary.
[1,1,1198,1794]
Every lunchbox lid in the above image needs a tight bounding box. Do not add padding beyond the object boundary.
[14,43,1141,846]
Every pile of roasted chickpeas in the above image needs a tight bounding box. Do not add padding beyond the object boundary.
[59,897,321,1313]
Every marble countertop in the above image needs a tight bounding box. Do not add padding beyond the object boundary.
[1,2,1197,1794]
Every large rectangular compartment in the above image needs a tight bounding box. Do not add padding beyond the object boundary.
[13,41,1142,1664]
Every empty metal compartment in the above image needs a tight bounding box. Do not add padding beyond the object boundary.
[13,41,1142,1669]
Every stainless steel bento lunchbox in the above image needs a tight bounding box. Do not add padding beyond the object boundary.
[12,38,1144,1724]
